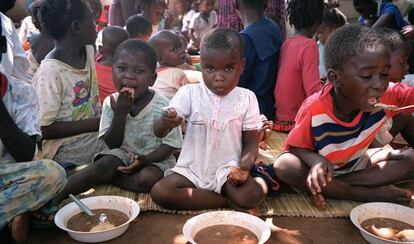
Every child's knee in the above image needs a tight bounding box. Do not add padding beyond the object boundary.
[274,153,302,177]
[41,160,67,191]
[150,181,170,206]
[135,168,163,193]
[94,155,122,176]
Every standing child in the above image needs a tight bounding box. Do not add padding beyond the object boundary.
[125,15,152,41]
[33,0,103,166]
[51,39,182,205]
[317,8,347,80]
[149,30,191,100]
[181,0,198,39]
[150,28,278,211]
[187,0,218,55]
[236,0,283,121]
[96,26,129,103]
[273,25,414,208]
[273,0,324,132]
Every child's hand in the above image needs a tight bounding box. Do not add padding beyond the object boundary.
[118,154,145,174]
[110,88,134,116]
[161,108,183,128]
[307,161,333,195]
[228,166,250,186]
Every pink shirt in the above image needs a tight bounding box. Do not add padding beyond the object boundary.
[274,35,322,123]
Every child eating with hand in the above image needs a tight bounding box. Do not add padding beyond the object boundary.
[149,30,191,100]
[51,39,182,205]
[273,25,414,208]
[150,28,278,211]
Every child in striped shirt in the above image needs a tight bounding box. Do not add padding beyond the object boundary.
[273,24,414,208]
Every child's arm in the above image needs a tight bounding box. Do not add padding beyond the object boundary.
[0,98,36,162]
[154,108,182,138]
[118,144,180,173]
[189,28,199,48]
[290,147,333,195]
[41,118,100,139]
[371,14,394,29]
[103,92,133,148]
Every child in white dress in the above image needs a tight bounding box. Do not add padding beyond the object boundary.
[151,28,273,210]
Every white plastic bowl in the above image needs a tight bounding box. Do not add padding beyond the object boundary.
[54,196,140,243]
[183,211,271,244]
[350,202,414,244]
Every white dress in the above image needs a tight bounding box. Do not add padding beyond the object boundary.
[165,83,261,193]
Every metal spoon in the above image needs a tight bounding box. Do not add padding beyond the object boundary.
[152,104,208,126]
[69,194,94,216]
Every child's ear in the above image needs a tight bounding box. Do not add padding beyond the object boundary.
[240,57,246,75]
[71,20,81,37]
[327,69,340,88]
[149,72,157,86]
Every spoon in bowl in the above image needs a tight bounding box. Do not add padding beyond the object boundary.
[69,194,94,216]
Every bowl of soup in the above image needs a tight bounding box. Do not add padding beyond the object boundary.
[54,195,140,243]
[183,211,271,244]
[350,202,414,244]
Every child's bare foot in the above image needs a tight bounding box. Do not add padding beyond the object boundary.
[9,214,29,244]
[370,185,412,204]
[310,193,326,209]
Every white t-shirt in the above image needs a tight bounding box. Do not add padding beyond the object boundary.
[0,73,41,163]
[188,11,218,44]
[151,67,191,100]
[165,83,261,192]
[182,9,196,32]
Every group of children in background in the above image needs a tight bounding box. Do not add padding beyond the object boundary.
[1,0,414,242]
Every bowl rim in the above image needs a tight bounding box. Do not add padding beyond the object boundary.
[54,195,140,234]
[350,202,414,244]
[182,210,271,244]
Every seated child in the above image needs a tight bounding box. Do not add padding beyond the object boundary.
[354,0,407,30]
[150,28,279,211]
[51,39,182,205]
[317,8,346,80]
[273,0,324,132]
[187,0,218,55]
[273,24,414,209]
[140,0,169,36]
[125,15,152,41]
[33,0,103,166]
[181,0,199,39]
[236,0,283,121]
[149,30,191,100]
[96,26,129,103]
[0,26,65,242]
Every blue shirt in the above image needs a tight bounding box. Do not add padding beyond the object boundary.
[359,2,407,30]
[239,17,282,120]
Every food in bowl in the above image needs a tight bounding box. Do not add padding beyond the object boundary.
[66,209,129,232]
[362,218,414,242]
[194,224,259,244]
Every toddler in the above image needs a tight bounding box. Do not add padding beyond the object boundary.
[33,0,103,166]
[125,15,152,41]
[149,30,191,100]
[273,0,324,132]
[317,8,346,80]
[187,0,217,55]
[96,26,129,103]
[51,39,182,205]
[273,25,414,208]
[150,28,277,211]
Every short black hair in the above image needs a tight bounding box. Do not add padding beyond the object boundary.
[353,0,375,6]
[286,0,324,30]
[200,28,244,59]
[126,15,152,37]
[375,27,408,51]
[235,0,267,10]
[114,39,158,73]
[39,0,91,40]
[322,8,347,28]
[325,24,389,71]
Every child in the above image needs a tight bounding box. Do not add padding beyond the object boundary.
[33,0,103,166]
[273,0,324,132]
[187,0,218,55]
[51,39,182,205]
[0,20,65,242]
[125,15,152,41]
[150,28,277,211]
[317,8,347,79]
[149,30,191,100]
[236,0,283,121]
[96,26,129,103]
[140,0,170,36]
[354,0,407,30]
[273,24,414,208]
[181,0,199,38]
